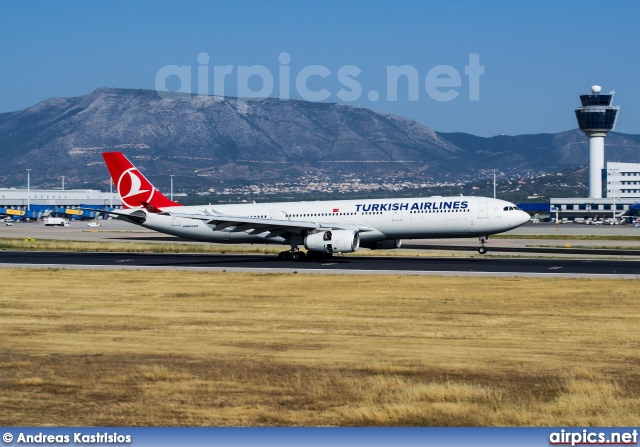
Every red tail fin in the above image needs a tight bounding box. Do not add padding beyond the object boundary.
[102,152,182,209]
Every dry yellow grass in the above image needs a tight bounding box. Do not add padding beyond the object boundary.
[1,269,639,426]
[0,238,285,254]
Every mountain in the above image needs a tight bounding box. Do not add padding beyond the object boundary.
[1,87,640,189]
[0,88,461,188]
[436,130,640,172]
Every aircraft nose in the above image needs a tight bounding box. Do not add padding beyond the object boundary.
[517,211,530,226]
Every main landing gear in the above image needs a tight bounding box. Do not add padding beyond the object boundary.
[278,249,306,261]
[478,235,488,255]
[277,248,333,261]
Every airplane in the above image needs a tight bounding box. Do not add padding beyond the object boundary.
[97,152,530,260]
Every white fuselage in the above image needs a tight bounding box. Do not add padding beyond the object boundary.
[128,195,530,247]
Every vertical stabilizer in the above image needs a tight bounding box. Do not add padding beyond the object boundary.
[102,152,182,209]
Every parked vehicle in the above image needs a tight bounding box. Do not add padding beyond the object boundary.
[43,217,70,227]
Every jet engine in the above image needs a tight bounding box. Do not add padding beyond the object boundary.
[304,230,360,253]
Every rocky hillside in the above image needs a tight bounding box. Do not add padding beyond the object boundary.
[1,87,639,189]
[437,130,640,172]
[0,88,461,187]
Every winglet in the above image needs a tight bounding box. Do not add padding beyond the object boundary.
[102,152,182,209]
[141,201,166,214]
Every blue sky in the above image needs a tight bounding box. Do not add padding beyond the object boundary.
[1,0,638,136]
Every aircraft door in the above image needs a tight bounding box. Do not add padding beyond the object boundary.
[392,209,402,221]
[172,217,182,226]
[478,202,489,219]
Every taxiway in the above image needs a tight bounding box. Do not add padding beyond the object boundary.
[1,251,638,278]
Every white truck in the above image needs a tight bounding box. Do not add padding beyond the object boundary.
[43,217,70,227]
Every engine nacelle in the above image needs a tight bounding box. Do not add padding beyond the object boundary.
[304,230,360,253]
[369,239,402,250]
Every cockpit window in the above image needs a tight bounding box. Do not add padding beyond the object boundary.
[503,206,522,211]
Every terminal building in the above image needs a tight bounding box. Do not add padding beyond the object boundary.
[0,188,121,220]
[547,161,640,221]
[605,162,640,198]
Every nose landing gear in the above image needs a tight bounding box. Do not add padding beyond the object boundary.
[478,235,488,255]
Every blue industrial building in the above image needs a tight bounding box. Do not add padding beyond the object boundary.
[0,188,121,221]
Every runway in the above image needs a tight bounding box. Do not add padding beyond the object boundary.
[1,251,638,278]
[402,244,640,256]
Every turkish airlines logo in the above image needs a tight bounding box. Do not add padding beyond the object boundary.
[117,168,155,208]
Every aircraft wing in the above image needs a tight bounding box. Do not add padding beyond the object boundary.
[167,209,375,234]
[81,207,147,223]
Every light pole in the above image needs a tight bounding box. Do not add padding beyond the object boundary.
[61,176,65,191]
[491,169,498,199]
[170,175,175,202]
[26,169,32,212]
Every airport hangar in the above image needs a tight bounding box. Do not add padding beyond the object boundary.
[0,188,121,221]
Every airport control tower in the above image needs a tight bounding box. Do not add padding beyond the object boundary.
[575,85,620,198]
